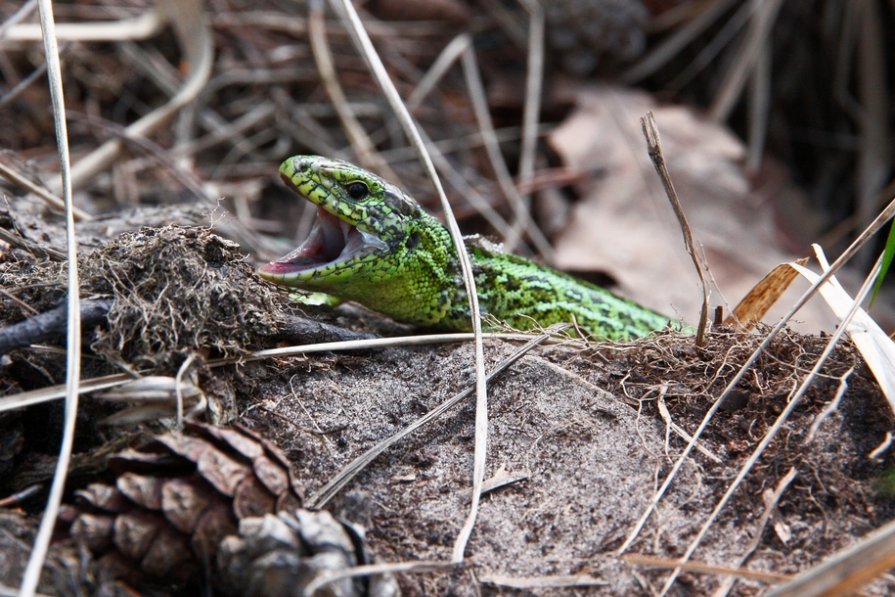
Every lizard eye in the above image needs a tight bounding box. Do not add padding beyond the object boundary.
[345,181,369,200]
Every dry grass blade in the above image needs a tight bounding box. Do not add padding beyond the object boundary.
[1,4,162,41]
[765,517,895,597]
[416,124,515,238]
[95,374,206,426]
[662,0,755,95]
[805,367,854,442]
[478,572,608,589]
[0,374,132,414]
[745,39,771,170]
[459,38,554,260]
[855,0,890,229]
[0,226,65,261]
[623,0,739,83]
[305,560,454,595]
[0,0,36,39]
[306,328,560,509]
[617,197,895,556]
[713,467,798,596]
[404,30,547,252]
[400,34,518,237]
[0,332,538,415]
[622,554,790,583]
[724,259,808,329]
[503,0,544,254]
[62,0,212,190]
[228,331,533,364]
[0,158,91,220]
[0,584,50,597]
[18,1,80,595]
[0,485,42,509]
[0,53,49,109]
[406,33,468,111]
[328,0,488,564]
[640,112,709,345]
[790,246,895,412]
[658,252,883,595]
[307,0,398,181]
[656,391,724,462]
[174,353,198,429]
[69,112,272,254]
[709,0,784,122]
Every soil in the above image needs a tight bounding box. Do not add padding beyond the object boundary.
[1,210,892,595]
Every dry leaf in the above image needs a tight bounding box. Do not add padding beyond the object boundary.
[790,252,895,414]
[725,259,809,329]
[548,85,851,332]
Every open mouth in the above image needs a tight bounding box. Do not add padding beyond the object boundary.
[259,208,387,277]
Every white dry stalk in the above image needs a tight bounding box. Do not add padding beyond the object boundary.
[504,0,544,254]
[479,573,608,589]
[415,123,515,238]
[459,37,554,260]
[0,332,543,415]
[764,515,895,595]
[307,0,398,181]
[794,244,895,411]
[307,328,560,510]
[868,432,893,460]
[623,0,740,83]
[60,0,212,191]
[709,0,785,121]
[1,3,162,41]
[241,332,528,363]
[305,560,454,595]
[623,554,790,583]
[18,1,80,596]
[400,34,521,237]
[406,33,469,111]
[0,160,90,220]
[641,112,709,344]
[712,467,798,596]
[174,353,198,430]
[405,31,548,252]
[805,367,853,442]
[328,0,488,563]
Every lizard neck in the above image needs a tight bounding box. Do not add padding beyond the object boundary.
[294,211,466,327]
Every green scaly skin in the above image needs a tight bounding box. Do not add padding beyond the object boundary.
[258,155,681,340]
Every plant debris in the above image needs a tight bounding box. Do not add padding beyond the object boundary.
[2,1,895,595]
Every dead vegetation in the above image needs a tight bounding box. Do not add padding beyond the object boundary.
[2,1,895,595]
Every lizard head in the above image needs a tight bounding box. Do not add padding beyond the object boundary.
[258,155,434,285]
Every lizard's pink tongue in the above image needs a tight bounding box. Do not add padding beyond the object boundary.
[259,208,348,275]
[317,209,347,260]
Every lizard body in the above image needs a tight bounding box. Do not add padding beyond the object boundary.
[258,155,681,340]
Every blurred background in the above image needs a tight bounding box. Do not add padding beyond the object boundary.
[1,0,894,331]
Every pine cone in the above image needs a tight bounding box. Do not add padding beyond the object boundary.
[217,511,400,597]
[65,422,396,596]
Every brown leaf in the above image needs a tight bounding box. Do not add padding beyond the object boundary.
[548,85,843,332]
[725,259,808,329]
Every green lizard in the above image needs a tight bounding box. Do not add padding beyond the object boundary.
[258,155,682,340]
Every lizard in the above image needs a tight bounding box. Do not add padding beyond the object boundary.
[258,155,684,340]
